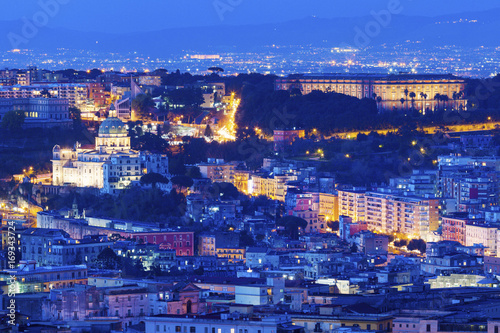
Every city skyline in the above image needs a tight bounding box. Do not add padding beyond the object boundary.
[2,2,500,332]
[2,0,500,33]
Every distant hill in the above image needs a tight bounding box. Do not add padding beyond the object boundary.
[1,8,500,54]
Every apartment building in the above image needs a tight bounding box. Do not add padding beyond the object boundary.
[318,193,339,223]
[338,189,366,222]
[145,310,300,333]
[0,83,88,107]
[338,190,439,240]
[198,159,236,183]
[465,221,499,257]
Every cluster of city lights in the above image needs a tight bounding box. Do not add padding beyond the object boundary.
[217,94,240,142]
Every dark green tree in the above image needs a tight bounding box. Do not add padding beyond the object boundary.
[132,94,155,121]
[204,124,213,138]
[171,175,194,189]
[277,216,308,240]
[69,106,82,128]
[185,166,202,179]
[239,230,255,247]
[394,239,408,248]
[140,172,169,188]
[1,110,25,132]
[208,67,224,73]
[96,247,121,270]
[408,239,426,253]
[327,220,339,232]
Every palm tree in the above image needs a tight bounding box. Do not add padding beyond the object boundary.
[452,91,458,110]
[372,93,377,100]
[441,95,449,110]
[400,98,405,112]
[404,88,409,111]
[409,92,416,111]
[434,93,441,111]
[457,91,464,110]
[376,96,382,111]
[420,93,428,113]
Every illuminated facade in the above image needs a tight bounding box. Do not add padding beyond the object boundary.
[364,192,439,241]
[338,190,366,222]
[465,222,497,256]
[318,193,339,223]
[338,190,439,240]
[249,174,289,201]
[197,159,236,183]
[274,129,306,152]
[0,98,72,128]
[132,231,194,257]
[232,170,251,194]
[0,83,88,107]
[215,247,245,263]
[52,105,142,194]
[139,75,162,87]
[198,234,216,256]
[0,261,87,294]
[275,74,467,111]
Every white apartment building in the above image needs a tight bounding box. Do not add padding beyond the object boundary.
[466,222,498,256]
[145,311,298,333]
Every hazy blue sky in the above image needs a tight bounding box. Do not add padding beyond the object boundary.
[2,0,500,33]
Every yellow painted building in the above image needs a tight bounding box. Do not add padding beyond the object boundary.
[216,247,246,263]
[319,193,339,222]
[198,234,216,256]
[232,170,251,194]
[276,74,466,112]
[249,174,291,201]
[198,159,236,184]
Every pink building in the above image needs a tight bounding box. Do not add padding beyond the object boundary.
[167,283,208,315]
[441,213,470,245]
[273,129,305,152]
[131,231,194,256]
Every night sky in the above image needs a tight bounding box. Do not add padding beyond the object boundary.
[1,0,500,33]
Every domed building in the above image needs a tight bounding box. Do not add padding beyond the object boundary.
[52,104,167,194]
[95,105,131,150]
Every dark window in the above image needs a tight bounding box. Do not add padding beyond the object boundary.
[427,325,431,332]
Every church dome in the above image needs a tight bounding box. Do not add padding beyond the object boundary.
[99,117,127,135]
[99,104,127,135]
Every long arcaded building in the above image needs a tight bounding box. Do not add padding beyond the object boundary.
[275,73,467,112]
